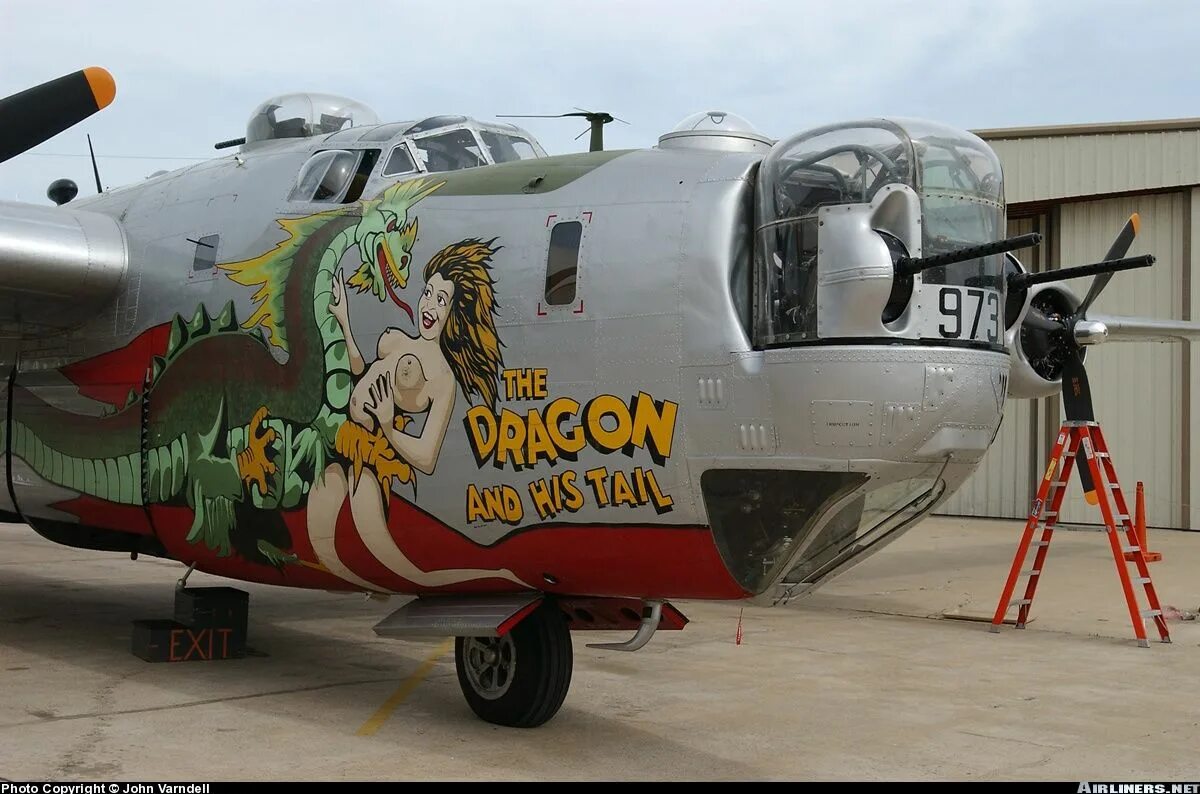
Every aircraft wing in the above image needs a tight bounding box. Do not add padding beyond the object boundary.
[1088,314,1200,343]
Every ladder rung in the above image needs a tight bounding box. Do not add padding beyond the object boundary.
[1115,514,1130,522]
[1020,569,1041,577]
[1123,545,1141,553]
[1042,511,1058,519]
[1096,452,1110,458]
[1141,609,1161,618]
[1009,599,1032,607]
[1031,540,1050,547]
[1133,577,1151,585]
[1049,482,1066,489]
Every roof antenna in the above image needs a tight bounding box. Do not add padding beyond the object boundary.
[497,109,628,152]
[86,133,103,193]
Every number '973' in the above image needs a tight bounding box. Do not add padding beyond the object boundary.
[939,287,1000,343]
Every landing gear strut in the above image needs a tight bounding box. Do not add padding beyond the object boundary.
[454,601,572,728]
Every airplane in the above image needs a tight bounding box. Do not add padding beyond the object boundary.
[1,67,1195,729]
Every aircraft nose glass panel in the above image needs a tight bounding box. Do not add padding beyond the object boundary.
[906,119,1006,292]
[753,119,1007,348]
[754,121,916,345]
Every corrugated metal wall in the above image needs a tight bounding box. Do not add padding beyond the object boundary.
[938,197,1191,527]
[1055,193,1187,527]
[987,129,1200,204]
[944,124,1199,528]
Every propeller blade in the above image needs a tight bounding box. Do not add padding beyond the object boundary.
[0,67,116,164]
[1102,212,1141,263]
[1060,350,1099,505]
[1077,213,1140,317]
[1060,349,1094,422]
[574,127,589,141]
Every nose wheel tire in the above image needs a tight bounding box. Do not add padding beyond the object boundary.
[455,601,572,728]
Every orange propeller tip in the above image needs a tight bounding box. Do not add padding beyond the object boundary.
[82,66,116,110]
[1130,212,1141,236]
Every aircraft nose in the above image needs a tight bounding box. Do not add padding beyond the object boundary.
[688,344,1010,598]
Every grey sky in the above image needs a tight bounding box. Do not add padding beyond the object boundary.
[1,0,1196,204]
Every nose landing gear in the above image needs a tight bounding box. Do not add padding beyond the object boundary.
[454,601,573,728]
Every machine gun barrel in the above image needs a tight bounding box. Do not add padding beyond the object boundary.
[1008,254,1155,289]
[894,233,1042,277]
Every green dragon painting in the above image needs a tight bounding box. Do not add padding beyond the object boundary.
[8,177,445,567]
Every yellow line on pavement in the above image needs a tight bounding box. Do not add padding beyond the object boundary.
[356,638,454,736]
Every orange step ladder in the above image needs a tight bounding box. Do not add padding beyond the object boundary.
[990,421,1170,647]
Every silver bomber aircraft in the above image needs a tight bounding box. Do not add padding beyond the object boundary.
[1,69,1193,727]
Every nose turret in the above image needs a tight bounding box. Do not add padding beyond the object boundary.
[753,118,1007,351]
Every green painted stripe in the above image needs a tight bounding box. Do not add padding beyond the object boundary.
[104,459,120,501]
[317,312,341,344]
[83,459,96,494]
[147,447,162,501]
[50,449,63,484]
[71,457,85,491]
[116,456,134,504]
[94,457,107,496]
[431,150,630,196]
[167,440,182,497]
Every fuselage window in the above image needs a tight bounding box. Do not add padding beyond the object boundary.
[381,144,417,177]
[192,234,219,272]
[544,221,582,306]
[412,130,488,172]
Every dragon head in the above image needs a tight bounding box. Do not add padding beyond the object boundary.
[348,177,445,322]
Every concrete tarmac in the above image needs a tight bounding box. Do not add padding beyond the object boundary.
[1,516,1197,781]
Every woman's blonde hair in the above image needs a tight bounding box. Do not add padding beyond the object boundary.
[423,238,504,409]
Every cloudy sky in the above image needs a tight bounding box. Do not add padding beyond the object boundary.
[1,0,1196,203]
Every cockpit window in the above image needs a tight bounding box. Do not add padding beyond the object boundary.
[480,131,539,163]
[382,144,417,177]
[289,148,379,203]
[290,150,357,202]
[412,129,488,172]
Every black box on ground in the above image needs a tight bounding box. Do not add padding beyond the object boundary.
[174,586,249,647]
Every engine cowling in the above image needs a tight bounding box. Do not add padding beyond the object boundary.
[1004,255,1081,399]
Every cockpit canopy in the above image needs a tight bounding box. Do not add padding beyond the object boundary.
[283,113,548,205]
[246,93,379,145]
